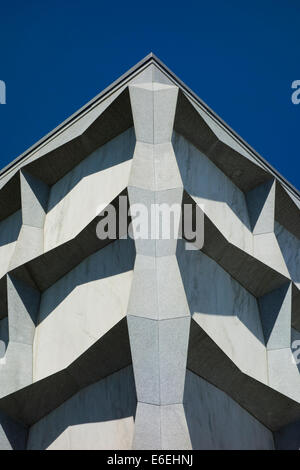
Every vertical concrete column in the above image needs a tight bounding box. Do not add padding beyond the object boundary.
[127,81,191,449]
[0,169,45,419]
[249,179,298,400]
[0,275,40,399]
[9,170,49,270]
[258,282,300,402]
[246,179,276,234]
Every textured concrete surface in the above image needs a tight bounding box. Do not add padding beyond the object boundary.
[0,55,299,449]
[274,419,300,450]
[44,128,135,251]
[0,211,21,282]
[0,317,132,427]
[184,370,274,450]
[27,366,136,450]
[177,241,268,384]
[0,410,27,450]
[33,238,135,380]
[258,282,292,350]
[246,179,275,234]
[127,79,192,449]
[187,318,300,431]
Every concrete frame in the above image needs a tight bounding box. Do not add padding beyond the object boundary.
[0,54,299,449]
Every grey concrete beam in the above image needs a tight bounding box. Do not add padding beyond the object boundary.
[0,410,27,450]
[20,170,49,228]
[0,317,132,426]
[187,318,300,431]
[24,88,133,185]
[174,91,271,192]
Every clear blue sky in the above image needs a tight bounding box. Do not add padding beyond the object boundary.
[0,0,299,190]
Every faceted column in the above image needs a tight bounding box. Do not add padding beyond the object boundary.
[127,80,191,449]
[0,275,40,399]
[9,170,49,269]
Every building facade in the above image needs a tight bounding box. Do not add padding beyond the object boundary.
[0,54,299,450]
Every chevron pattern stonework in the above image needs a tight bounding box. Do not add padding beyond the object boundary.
[0,54,299,450]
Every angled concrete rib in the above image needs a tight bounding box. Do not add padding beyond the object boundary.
[0,189,129,322]
[127,77,191,450]
[0,174,21,222]
[23,88,133,186]
[174,90,271,192]
[275,181,300,239]
[0,317,132,428]
[8,189,129,292]
[187,318,300,431]
[182,191,290,297]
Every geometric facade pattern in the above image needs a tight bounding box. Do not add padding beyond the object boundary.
[0,53,299,449]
